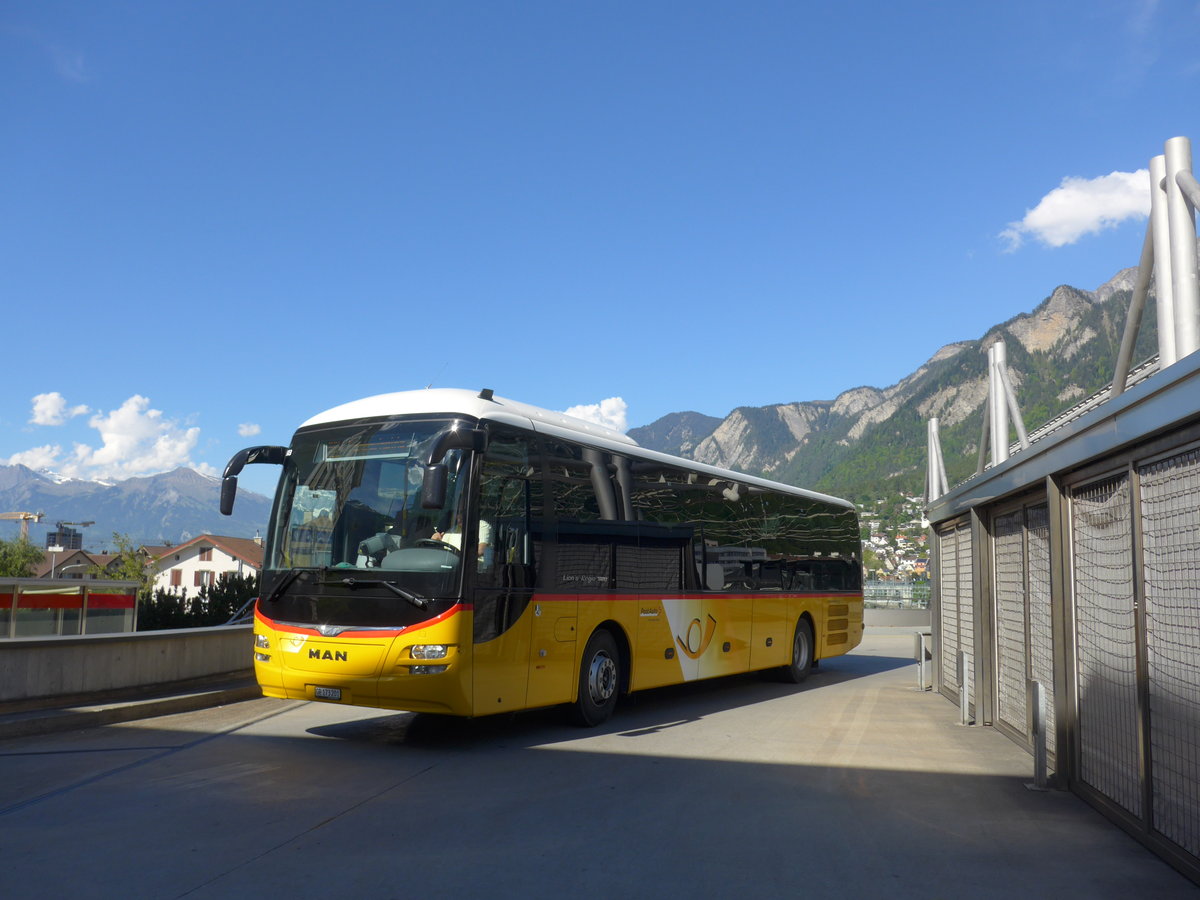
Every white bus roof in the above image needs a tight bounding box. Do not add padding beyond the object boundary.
[299,388,854,511]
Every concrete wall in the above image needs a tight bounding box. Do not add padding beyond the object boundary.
[864,608,931,629]
[0,625,252,705]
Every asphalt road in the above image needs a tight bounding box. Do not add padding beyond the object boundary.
[1,633,1194,899]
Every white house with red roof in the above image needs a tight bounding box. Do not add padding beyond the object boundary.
[144,534,263,593]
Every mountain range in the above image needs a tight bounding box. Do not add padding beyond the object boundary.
[629,262,1156,507]
[0,260,1157,549]
[0,465,272,550]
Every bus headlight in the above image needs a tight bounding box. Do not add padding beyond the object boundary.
[410,665,448,675]
[411,644,448,660]
[255,634,270,649]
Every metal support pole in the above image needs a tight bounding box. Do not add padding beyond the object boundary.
[1150,154,1177,366]
[1026,680,1049,791]
[958,649,973,725]
[927,418,949,502]
[933,429,949,497]
[1112,219,1156,399]
[1177,169,1200,208]
[975,391,991,476]
[927,418,938,504]
[989,342,1009,467]
[996,363,1030,450]
[1165,136,1200,359]
[914,630,932,691]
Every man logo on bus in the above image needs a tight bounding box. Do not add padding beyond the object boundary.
[309,649,348,662]
[676,615,717,660]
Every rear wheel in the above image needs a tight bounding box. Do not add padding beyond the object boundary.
[779,618,814,684]
[572,629,620,726]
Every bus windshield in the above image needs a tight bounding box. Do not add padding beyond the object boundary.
[269,418,472,602]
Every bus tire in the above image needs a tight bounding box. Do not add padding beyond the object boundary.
[572,629,620,726]
[779,618,814,684]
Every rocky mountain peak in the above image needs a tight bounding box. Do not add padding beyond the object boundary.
[630,255,1151,503]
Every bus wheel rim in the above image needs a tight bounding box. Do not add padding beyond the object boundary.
[588,652,617,704]
[794,628,810,668]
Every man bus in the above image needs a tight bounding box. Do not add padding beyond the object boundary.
[221,388,863,725]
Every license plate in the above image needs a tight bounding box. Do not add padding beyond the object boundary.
[314,686,342,701]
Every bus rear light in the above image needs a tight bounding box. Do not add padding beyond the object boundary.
[410,665,448,675]
[411,644,449,660]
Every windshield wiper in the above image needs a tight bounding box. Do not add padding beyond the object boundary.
[340,577,429,611]
[262,567,307,605]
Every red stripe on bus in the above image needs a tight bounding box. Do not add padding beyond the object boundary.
[524,591,861,603]
[255,603,465,639]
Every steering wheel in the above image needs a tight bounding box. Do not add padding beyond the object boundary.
[416,538,461,554]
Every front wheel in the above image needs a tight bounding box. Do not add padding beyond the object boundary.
[572,629,620,726]
[779,618,815,684]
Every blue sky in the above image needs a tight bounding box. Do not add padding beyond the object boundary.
[2,1,1197,495]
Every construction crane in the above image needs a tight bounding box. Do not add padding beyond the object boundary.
[0,511,45,541]
[56,520,95,530]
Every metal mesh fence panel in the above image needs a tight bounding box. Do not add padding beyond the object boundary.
[1072,475,1141,817]
[958,524,975,708]
[1139,448,1200,857]
[994,510,1027,734]
[938,525,960,691]
[1027,503,1056,758]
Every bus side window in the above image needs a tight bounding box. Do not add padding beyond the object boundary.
[545,439,613,591]
[626,462,710,591]
[476,430,544,592]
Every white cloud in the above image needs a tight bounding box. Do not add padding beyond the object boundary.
[564,397,629,433]
[29,392,89,426]
[4,445,64,471]
[1001,169,1150,250]
[4,395,202,481]
[238,423,262,437]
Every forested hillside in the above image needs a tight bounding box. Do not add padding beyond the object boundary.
[631,266,1158,512]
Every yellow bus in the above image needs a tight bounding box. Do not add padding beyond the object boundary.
[220,388,863,725]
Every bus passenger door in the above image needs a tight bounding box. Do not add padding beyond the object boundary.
[472,517,538,712]
[471,430,543,714]
[472,582,533,713]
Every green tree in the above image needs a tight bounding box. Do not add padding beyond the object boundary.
[862,544,883,577]
[89,532,155,599]
[193,572,259,625]
[136,588,190,630]
[0,536,45,577]
[135,573,259,631]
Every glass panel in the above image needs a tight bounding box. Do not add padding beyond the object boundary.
[0,591,11,638]
[262,417,474,628]
[15,586,83,637]
[474,427,544,641]
[85,608,134,634]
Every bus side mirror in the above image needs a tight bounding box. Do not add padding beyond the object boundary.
[220,476,239,516]
[219,445,288,516]
[422,464,448,509]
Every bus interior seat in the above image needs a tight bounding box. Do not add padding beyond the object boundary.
[705,563,724,591]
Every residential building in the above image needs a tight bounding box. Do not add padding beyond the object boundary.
[144,535,263,593]
[34,548,118,579]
